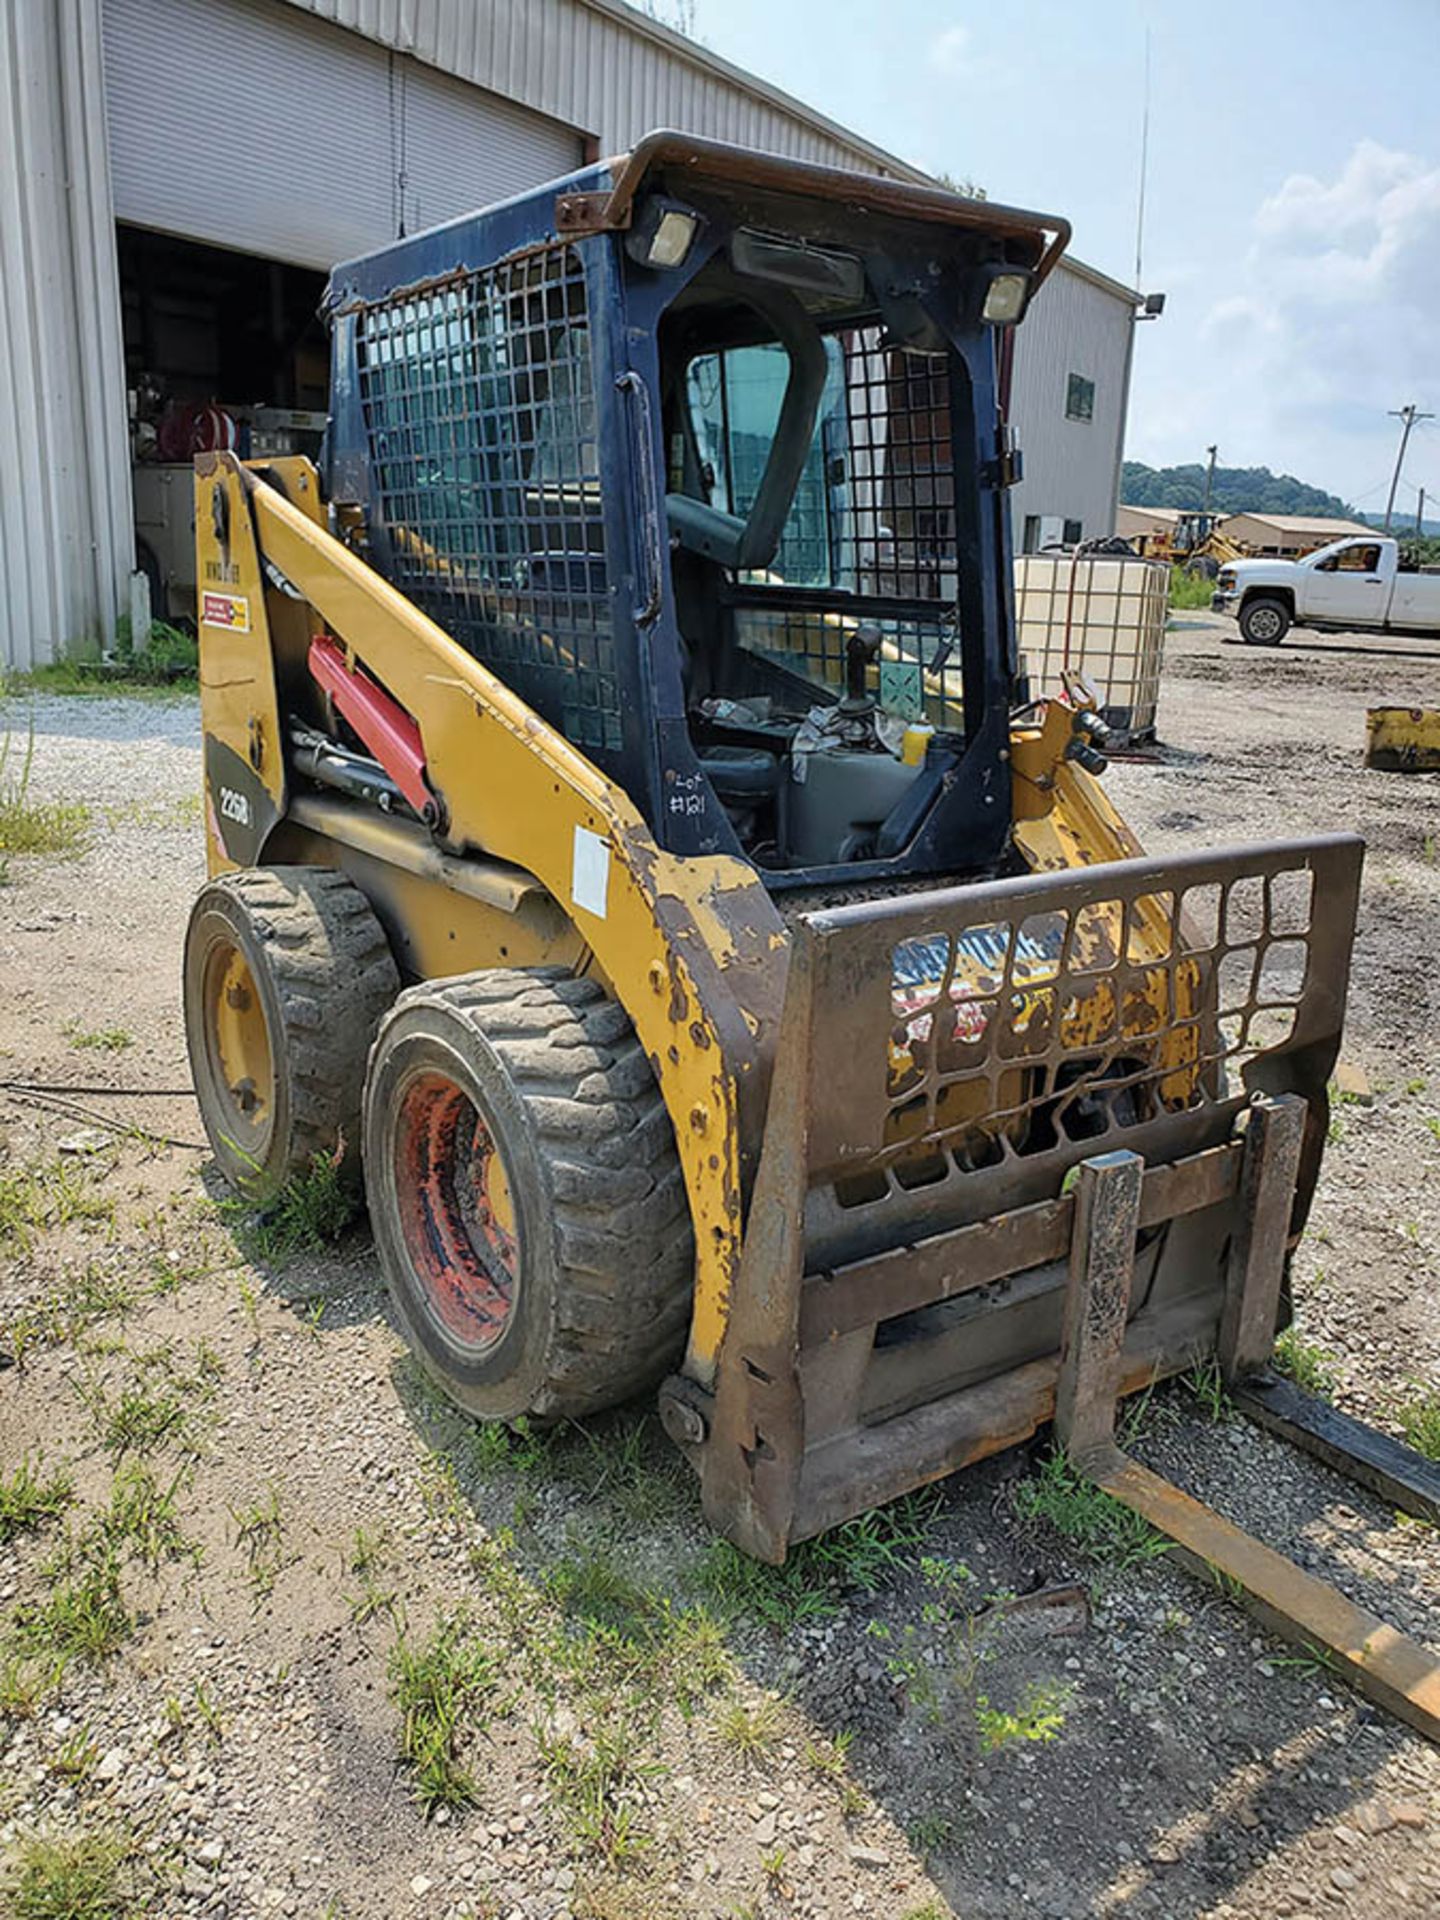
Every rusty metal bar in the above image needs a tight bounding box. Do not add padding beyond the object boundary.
[1217,1093,1306,1383]
[1234,1371,1440,1527]
[1054,1151,1143,1463]
[799,1142,1240,1349]
[1089,1449,1440,1745]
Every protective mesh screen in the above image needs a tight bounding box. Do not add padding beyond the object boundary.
[356,247,621,753]
[690,326,965,722]
[691,328,958,598]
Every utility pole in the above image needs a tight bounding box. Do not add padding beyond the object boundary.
[1202,444,1218,517]
[1384,405,1434,532]
[1417,487,1427,538]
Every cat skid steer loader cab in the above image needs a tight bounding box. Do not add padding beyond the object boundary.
[186,138,1424,1719]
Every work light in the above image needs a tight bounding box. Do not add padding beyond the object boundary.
[980,270,1029,324]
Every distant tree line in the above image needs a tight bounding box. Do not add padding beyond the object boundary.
[1122,461,1355,519]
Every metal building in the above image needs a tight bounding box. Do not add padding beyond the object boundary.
[1,0,1140,669]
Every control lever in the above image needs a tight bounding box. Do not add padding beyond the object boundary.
[842,624,883,711]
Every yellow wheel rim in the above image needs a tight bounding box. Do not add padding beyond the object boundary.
[204,940,275,1153]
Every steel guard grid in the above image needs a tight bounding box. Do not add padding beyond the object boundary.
[696,834,1363,1559]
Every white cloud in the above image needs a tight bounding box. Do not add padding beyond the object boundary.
[930,25,972,77]
[1131,141,1440,502]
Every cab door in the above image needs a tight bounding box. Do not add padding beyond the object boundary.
[1304,541,1387,625]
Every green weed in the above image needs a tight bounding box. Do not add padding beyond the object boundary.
[696,1487,939,1628]
[906,1814,954,1854]
[715,1691,783,1762]
[0,1820,148,1920]
[0,1460,74,1545]
[1397,1385,1440,1461]
[104,1461,196,1571]
[229,1485,286,1599]
[803,1728,854,1779]
[1180,1356,1233,1423]
[224,1144,357,1260]
[12,1542,132,1665]
[1014,1452,1170,1570]
[62,1020,133,1054]
[94,1381,190,1458]
[1272,1327,1338,1398]
[1168,566,1217,611]
[389,1611,497,1814]
[0,725,91,858]
[0,1157,113,1254]
[975,1680,1068,1752]
[51,1725,100,1782]
[536,1697,664,1866]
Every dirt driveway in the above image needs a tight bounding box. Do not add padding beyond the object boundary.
[1,622,1438,1920]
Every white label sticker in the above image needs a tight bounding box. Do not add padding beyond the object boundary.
[571,826,611,920]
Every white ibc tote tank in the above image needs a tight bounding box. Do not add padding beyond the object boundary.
[1013,553,1169,741]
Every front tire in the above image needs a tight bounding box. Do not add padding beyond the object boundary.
[363,969,693,1422]
[1238,595,1291,646]
[184,867,398,1200]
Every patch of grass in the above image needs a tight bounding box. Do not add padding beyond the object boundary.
[0,1656,47,1720]
[104,1461,196,1572]
[95,1381,190,1458]
[542,1546,733,1717]
[0,1820,148,1920]
[15,621,198,697]
[389,1611,497,1814]
[344,1526,399,1628]
[803,1728,854,1779]
[975,1679,1069,1753]
[537,1696,664,1867]
[696,1486,940,1629]
[12,1541,132,1665]
[0,1459,74,1545]
[1396,1385,1440,1461]
[51,1724,100,1782]
[906,1814,954,1854]
[1168,565,1217,611]
[1272,1326,1338,1398]
[0,1156,113,1255]
[229,1485,286,1599]
[0,725,91,859]
[715,1691,783,1763]
[224,1144,357,1260]
[1014,1451,1170,1571]
[61,1020,133,1054]
[1180,1355,1233,1423]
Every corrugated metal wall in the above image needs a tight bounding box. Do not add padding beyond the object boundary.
[0,0,131,670]
[0,0,1137,669]
[1007,265,1135,546]
[281,0,896,170]
[105,0,583,270]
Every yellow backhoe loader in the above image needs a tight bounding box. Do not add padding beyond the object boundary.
[183,133,1439,1739]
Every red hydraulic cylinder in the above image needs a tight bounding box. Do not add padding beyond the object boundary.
[308,634,437,825]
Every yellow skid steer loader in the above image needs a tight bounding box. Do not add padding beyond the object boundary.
[183,134,1439,1738]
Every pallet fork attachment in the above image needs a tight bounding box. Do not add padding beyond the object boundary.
[1055,1105,1440,1746]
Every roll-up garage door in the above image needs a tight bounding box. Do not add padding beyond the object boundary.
[102,0,584,270]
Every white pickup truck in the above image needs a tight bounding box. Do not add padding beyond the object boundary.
[1212,536,1440,645]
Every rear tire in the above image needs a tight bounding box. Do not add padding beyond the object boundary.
[183,867,398,1200]
[363,969,693,1422]
[1239,595,1290,646]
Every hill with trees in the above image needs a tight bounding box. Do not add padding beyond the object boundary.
[1122,461,1355,519]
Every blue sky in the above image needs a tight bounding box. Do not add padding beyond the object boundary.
[685,0,1440,514]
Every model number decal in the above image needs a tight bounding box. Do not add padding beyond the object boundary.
[201,591,250,631]
[218,785,252,828]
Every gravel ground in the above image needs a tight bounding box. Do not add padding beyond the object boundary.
[1,628,1438,1920]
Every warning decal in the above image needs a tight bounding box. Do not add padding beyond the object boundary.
[201,591,250,632]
